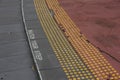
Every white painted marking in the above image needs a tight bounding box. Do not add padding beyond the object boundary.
[34,50,43,60]
[21,0,43,79]
[28,30,35,39]
[31,40,39,49]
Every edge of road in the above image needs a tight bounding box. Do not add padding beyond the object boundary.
[21,0,43,79]
[21,0,67,80]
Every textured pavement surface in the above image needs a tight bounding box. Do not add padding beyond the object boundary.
[58,0,120,73]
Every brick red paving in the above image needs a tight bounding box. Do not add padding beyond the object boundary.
[58,0,120,73]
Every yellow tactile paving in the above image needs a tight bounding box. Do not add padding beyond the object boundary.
[34,0,96,79]
[45,0,120,79]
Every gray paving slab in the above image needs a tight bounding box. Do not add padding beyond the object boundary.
[0,55,33,73]
[24,13,38,20]
[24,9,37,17]
[36,39,54,54]
[0,18,21,25]
[0,0,38,80]
[0,32,26,44]
[0,41,29,58]
[24,0,35,8]
[0,11,20,16]
[26,20,41,29]
[32,39,60,69]
[0,7,21,19]
[0,2,19,7]
[40,68,67,80]
[24,6,36,13]
[0,0,19,3]
[0,24,24,33]
[0,68,37,80]
[28,29,47,39]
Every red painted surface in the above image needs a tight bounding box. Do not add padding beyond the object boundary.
[58,0,120,73]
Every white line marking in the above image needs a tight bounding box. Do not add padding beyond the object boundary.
[21,0,43,79]
[31,40,39,49]
[34,50,43,60]
[28,30,35,39]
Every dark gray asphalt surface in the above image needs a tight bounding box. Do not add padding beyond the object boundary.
[0,0,38,80]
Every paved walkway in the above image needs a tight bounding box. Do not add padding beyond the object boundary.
[58,0,120,73]
[0,0,120,80]
[34,0,120,80]
[0,0,38,80]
